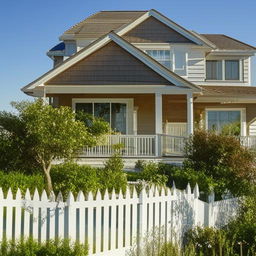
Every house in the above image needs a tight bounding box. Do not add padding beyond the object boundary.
[21,10,256,164]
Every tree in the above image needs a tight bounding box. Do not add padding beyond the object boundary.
[0,100,110,193]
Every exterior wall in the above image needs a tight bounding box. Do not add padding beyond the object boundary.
[47,93,156,135]
[194,102,256,133]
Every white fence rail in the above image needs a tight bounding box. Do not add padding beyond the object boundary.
[240,136,256,150]
[0,184,239,256]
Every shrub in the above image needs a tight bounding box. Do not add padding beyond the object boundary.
[185,130,256,196]
[99,152,127,193]
[0,171,45,196]
[0,238,88,256]
[51,162,101,197]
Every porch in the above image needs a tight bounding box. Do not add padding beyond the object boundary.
[81,134,256,158]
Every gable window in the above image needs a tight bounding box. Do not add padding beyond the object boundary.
[206,60,241,81]
[145,50,172,69]
[74,100,131,134]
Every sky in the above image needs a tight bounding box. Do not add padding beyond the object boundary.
[0,0,256,111]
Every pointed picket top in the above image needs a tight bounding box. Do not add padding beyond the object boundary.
[95,190,102,201]
[131,187,137,199]
[118,189,123,200]
[49,191,56,202]
[186,183,192,195]
[87,191,94,201]
[166,187,172,197]
[111,189,116,200]
[125,187,131,200]
[158,186,163,196]
[148,186,154,198]
[155,186,160,197]
[193,184,200,199]
[0,188,3,200]
[57,192,63,202]
[139,187,147,200]
[16,188,22,200]
[6,188,13,200]
[67,191,75,204]
[33,189,40,201]
[77,191,85,202]
[172,182,177,196]
[41,190,48,201]
[208,190,215,203]
[103,190,109,200]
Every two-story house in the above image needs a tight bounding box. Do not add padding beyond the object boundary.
[21,10,256,163]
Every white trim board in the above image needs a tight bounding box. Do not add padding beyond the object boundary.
[22,32,201,94]
[205,107,246,136]
[72,98,134,134]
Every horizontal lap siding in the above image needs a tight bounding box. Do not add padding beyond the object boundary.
[187,50,205,82]
[163,95,187,123]
[46,42,172,86]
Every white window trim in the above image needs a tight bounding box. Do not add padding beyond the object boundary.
[72,98,134,134]
[205,108,246,136]
[205,59,243,82]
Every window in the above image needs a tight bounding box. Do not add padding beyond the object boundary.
[145,50,172,69]
[174,50,187,76]
[225,60,240,80]
[75,102,127,134]
[207,110,241,134]
[206,60,241,81]
[206,60,222,80]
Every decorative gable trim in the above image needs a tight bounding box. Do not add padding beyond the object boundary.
[22,32,201,93]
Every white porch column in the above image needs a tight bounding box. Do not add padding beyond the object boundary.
[187,92,194,135]
[155,93,163,134]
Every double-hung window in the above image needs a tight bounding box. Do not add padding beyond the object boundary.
[145,50,172,69]
[206,60,241,81]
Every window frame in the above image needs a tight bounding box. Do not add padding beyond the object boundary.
[205,59,243,82]
[145,49,173,70]
[205,108,246,136]
[72,98,134,134]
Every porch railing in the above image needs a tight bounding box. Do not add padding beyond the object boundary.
[239,136,256,150]
[81,134,187,157]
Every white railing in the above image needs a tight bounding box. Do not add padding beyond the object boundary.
[160,134,187,156]
[82,135,157,157]
[240,136,256,150]
[164,122,187,136]
[0,185,238,256]
[82,134,188,158]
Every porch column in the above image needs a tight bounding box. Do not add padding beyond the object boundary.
[155,93,163,134]
[187,92,194,135]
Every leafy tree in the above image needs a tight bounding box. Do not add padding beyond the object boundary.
[0,100,110,193]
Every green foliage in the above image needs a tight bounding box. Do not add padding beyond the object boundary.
[225,195,256,254]
[0,110,40,173]
[100,152,127,193]
[0,238,88,256]
[51,163,100,197]
[185,130,256,196]
[221,121,240,136]
[0,171,45,196]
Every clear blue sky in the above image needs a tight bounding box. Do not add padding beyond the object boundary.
[0,0,255,111]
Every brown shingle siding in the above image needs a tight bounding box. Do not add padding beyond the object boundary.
[123,17,194,44]
[46,41,173,86]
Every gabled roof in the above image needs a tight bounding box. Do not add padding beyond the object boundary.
[201,34,256,51]
[22,32,201,94]
[60,9,214,48]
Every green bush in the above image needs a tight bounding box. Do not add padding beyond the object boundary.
[0,238,88,256]
[0,171,45,196]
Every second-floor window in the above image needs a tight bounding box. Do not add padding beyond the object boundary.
[145,50,172,69]
[206,60,241,81]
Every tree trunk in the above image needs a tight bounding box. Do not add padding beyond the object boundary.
[43,163,53,193]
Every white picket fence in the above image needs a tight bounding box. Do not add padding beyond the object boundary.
[0,184,239,256]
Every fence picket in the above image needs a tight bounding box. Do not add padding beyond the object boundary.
[0,184,239,256]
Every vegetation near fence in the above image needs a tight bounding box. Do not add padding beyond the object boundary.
[0,183,238,256]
